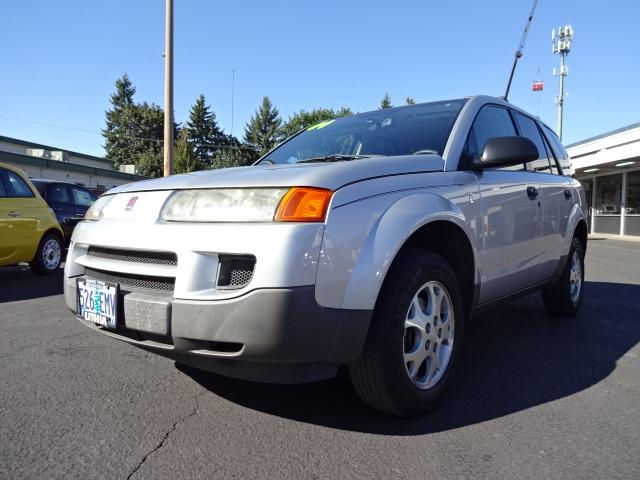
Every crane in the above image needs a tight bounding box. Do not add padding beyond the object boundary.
[504,0,539,100]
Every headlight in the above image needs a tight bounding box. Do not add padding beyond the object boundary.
[161,187,333,223]
[84,195,114,221]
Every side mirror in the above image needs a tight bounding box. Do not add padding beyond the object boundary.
[473,136,539,170]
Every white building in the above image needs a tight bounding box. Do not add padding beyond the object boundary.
[0,135,146,194]
[568,123,640,238]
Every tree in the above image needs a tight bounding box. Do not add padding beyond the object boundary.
[244,96,283,157]
[186,94,224,168]
[280,107,353,138]
[102,73,136,168]
[380,93,392,109]
[136,150,163,178]
[406,97,416,105]
[211,135,257,169]
[102,75,168,176]
[126,101,165,177]
[174,129,201,174]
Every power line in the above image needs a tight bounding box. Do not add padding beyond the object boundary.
[0,113,100,135]
[0,113,165,145]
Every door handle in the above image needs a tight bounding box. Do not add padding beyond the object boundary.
[8,211,21,217]
[526,186,539,198]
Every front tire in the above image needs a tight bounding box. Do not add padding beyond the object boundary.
[30,232,62,275]
[541,237,585,317]
[349,250,465,417]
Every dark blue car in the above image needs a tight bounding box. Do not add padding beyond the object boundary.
[30,179,97,243]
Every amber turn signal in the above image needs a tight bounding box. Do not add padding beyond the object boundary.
[275,187,333,222]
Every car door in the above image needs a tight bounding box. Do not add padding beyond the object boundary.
[66,185,97,237]
[534,123,575,281]
[69,185,97,217]
[0,167,42,264]
[45,183,73,222]
[511,112,575,282]
[466,105,544,303]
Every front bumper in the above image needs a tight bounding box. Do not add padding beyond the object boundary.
[65,277,371,383]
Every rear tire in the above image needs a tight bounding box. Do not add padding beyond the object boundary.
[348,250,464,417]
[541,237,585,317]
[29,232,62,275]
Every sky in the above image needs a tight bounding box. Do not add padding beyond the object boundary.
[1,0,638,158]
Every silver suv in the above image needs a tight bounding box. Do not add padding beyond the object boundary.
[64,95,587,416]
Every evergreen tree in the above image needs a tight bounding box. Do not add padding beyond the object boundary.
[280,107,353,138]
[186,94,224,168]
[243,96,283,157]
[406,97,416,105]
[174,129,201,174]
[102,75,168,176]
[102,74,136,168]
[380,93,392,109]
[211,134,258,169]
[131,101,164,158]
[136,150,163,178]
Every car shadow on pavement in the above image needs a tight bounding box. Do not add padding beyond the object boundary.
[179,280,640,435]
[0,264,64,302]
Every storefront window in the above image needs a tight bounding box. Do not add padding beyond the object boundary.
[580,178,593,230]
[625,170,640,236]
[595,174,622,214]
[594,173,622,234]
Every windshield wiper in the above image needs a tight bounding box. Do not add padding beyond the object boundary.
[297,154,371,164]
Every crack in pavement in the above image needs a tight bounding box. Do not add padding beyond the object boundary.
[126,393,202,480]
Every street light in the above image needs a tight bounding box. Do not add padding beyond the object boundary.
[552,24,573,141]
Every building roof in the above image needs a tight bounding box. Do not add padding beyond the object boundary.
[567,122,640,177]
[566,122,640,148]
[0,150,146,183]
[0,135,113,166]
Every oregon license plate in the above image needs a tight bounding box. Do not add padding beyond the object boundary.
[77,278,118,329]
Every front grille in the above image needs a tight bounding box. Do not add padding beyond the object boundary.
[217,255,256,289]
[87,246,177,266]
[85,267,175,292]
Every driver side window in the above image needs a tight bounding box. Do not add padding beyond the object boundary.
[465,106,524,171]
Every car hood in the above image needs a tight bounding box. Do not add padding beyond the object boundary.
[108,155,445,194]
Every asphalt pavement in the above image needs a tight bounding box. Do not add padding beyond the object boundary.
[0,237,638,479]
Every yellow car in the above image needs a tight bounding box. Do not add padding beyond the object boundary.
[0,162,64,274]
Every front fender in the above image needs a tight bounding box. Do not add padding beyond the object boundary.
[315,191,477,310]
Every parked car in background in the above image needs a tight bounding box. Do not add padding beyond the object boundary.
[0,163,64,274]
[63,95,587,416]
[30,179,97,243]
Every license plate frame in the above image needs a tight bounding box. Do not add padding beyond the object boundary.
[77,278,119,329]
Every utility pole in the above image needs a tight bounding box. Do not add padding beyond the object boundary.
[552,24,573,141]
[163,0,174,176]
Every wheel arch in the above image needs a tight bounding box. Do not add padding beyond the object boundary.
[332,194,479,316]
[42,226,65,246]
[386,220,477,322]
[574,219,588,254]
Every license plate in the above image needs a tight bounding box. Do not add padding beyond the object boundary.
[77,278,118,329]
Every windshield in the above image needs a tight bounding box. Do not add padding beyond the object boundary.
[259,99,467,165]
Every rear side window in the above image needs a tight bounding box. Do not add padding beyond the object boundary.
[513,112,557,174]
[0,171,7,197]
[542,125,573,176]
[0,169,35,198]
[46,184,71,203]
[71,187,96,206]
